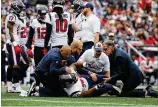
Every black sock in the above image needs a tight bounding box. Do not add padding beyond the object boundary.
[12,68,21,83]
[7,67,13,81]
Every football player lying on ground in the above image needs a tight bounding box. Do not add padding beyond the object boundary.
[26,67,121,97]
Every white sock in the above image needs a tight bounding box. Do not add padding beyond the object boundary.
[7,81,13,89]
[14,83,21,88]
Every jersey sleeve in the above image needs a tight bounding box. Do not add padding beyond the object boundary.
[7,14,16,23]
[78,50,89,62]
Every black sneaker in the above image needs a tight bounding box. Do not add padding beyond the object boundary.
[146,85,158,98]
[27,82,36,97]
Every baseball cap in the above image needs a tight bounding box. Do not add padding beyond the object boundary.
[109,33,114,37]
[94,42,103,51]
[83,2,94,11]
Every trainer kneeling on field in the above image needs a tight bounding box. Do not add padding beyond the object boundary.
[28,45,76,97]
[103,40,158,98]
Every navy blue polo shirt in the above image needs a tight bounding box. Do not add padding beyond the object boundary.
[37,48,76,74]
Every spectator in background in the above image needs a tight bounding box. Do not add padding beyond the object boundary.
[138,0,151,14]
[131,55,139,66]
[93,0,103,18]
[140,56,155,85]
[108,32,115,41]
[118,0,127,10]
[145,34,157,46]
[36,0,48,7]
[151,0,158,15]
[1,0,8,16]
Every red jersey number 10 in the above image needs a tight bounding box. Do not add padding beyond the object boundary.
[56,19,68,33]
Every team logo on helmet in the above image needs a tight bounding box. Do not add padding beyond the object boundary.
[53,0,65,8]
[72,0,84,13]
[11,0,25,14]
[37,5,48,22]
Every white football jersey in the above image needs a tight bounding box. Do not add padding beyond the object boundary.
[30,19,47,47]
[5,13,21,44]
[19,19,28,45]
[64,68,89,96]
[49,12,71,47]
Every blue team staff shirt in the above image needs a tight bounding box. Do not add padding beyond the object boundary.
[37,48,76,74]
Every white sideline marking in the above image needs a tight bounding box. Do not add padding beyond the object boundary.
[1,98,149,106]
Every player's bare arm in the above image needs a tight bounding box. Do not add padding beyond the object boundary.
[7,21,15,42]
[104,71,110,78]
[80,87,96,97]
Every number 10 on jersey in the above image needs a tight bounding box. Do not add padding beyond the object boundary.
[56,19,68,33]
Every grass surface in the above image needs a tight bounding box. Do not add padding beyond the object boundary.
[1,86,158,106]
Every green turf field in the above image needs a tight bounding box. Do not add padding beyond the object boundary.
[1,86,158,106]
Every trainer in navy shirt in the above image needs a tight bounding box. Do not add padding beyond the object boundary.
[37,46,76,75]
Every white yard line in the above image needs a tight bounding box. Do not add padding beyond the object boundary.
[1,98,153,106]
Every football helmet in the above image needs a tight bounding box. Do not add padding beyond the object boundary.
[59,73,78,88]
[72,0,84,13]
[53,0,65,8]
[37,5,48,22]
[11,0,25,14]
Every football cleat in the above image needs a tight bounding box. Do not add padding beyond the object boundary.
[6,87,15,93]
[14,86,22,93]
[146,85,158,98]
[32,92,40,97]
